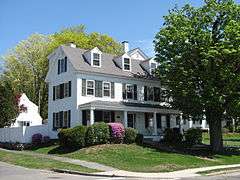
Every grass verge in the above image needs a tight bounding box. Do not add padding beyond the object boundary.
[30,143,240,172]
[0,149,98,173]
[203,133,240,147]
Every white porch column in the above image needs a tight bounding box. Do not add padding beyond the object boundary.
[189,117,193,128]
[90,108,94,125]
[123,111,128,127]
[153,112,157,135]
[179,113,183,134]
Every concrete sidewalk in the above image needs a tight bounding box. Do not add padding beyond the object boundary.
[93,164,240,179]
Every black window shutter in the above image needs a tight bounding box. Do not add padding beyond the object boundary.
[166,115,170,128]
[60,83,64,99]
[52,113,56,130]
[58,59,60,74]
[68,81,71,97]
[134,84,137,100]
[60,111,63,128]
[95,80,102,97]
[145,113,149,128]
[157,113,162,129]
[144,86,148,101]
[154,87,161,102]
[82,110,87,125]
[122,83,126,99]
[82,79,86,96]
[111,82,115,98]
[64,57,67,72]
[53,86,56,101]
[68,110,71,128]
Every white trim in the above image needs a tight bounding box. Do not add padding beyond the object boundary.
[102,81,111,98]
[122,57,131,71]
[86,80,95,96]
[91,52,101,68]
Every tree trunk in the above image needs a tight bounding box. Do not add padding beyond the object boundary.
[206,108,224,153]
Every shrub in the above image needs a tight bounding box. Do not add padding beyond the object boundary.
[124,128,137,144]
[85,122,110,146]
[135,134,144,145]
[108,123,125,144]
[58,125,87,149]
[185,128,202,146]
[163,128,183,145]
[32,133,43,145]
[43,136,50,144]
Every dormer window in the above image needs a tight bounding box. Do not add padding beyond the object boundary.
[123,58,130,71]
[150,62,157,74]
[92,53,101,67]
[58,57,67,74]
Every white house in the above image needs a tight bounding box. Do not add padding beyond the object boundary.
[45,41,182,139]
[11,93,42,127]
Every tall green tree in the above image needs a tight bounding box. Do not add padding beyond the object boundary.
[154,0,240,152]
[3,25,123,120]
[0,76,18,127]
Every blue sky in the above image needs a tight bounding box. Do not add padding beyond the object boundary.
[0,0,206,58]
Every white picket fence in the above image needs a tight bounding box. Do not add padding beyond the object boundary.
[0,124,49,143]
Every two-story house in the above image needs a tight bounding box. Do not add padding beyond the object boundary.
[45,41,181,139]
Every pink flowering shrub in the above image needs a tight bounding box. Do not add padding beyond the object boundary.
[108,123,125,144]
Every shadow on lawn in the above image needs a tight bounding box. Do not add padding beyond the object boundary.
[141,140,240,159]
[48,146,78,154]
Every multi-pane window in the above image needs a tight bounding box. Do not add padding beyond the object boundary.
[58,57,67,74]
[53,81,71,100]
[123,58,130,70]
[144,86,161,102]
[150,63,157,74]
[87,80,95,96]
[103,82,111,97]
[53,110,71,130]
[93,53,100,66]
[126,84,134,99]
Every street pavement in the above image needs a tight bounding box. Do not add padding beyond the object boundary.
[1,161,240,180]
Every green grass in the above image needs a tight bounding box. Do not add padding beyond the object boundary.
[30,144,240,172]
[0,149,98,173]
[203,133,240,147]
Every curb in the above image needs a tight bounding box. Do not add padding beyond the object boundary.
[51,169,130,178]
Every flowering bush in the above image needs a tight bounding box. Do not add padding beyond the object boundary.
[32,133,42,145]
[108,123,125,144]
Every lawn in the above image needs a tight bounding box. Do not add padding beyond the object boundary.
[203,133,240,147]
[0,149,98,173]
[31,143,240,172]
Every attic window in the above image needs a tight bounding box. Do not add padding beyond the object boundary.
[150,63,157,74]
[123,58,130,71]
[92,53,101,67]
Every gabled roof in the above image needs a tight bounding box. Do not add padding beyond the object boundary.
[127,48,149,60]
[58,45,158,80]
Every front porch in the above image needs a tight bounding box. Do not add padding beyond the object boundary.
[79,100,181,136]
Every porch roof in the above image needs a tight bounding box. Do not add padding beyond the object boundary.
[78,100,180,114]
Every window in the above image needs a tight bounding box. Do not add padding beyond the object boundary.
[150,63,157,74]
[87,80,94,96]
[92,53,100,67]
[148,87,154,101]
[126,84,134,99]
[58,57,67,74]
[53,110,71,130]
[53,81,71,100]
[103,82,111,97]
[127,113,136,128]
[123,58,130,70]
[154,87,161,102]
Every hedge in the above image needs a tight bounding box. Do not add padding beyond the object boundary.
[185,128,202,146]
[124,128,137,144]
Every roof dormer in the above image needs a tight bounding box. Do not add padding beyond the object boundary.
[84,47,102,67]
[141,57,159,75]
[114,53,131,71]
